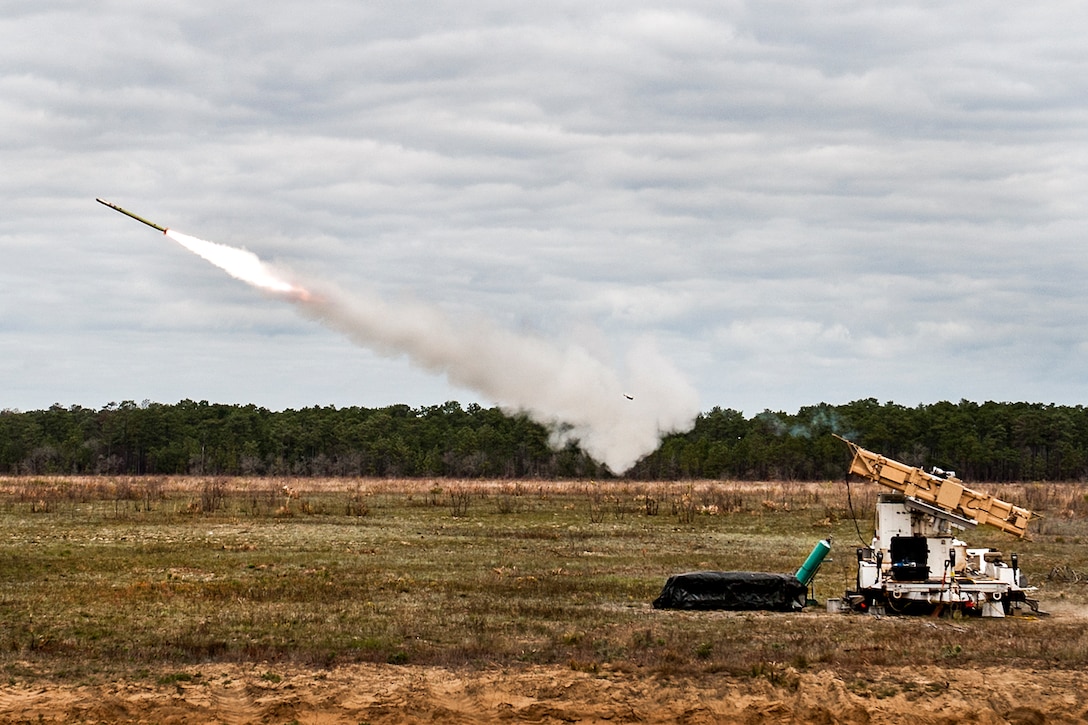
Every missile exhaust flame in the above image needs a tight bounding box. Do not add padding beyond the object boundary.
[164,229,311,301]
[97,199,698,472]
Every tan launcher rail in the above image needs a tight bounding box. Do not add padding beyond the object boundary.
[836,436,1036,538]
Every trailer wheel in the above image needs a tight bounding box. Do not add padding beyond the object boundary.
[884,592,929,616]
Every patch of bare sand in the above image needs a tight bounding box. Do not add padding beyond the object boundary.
[0,663,1081,724]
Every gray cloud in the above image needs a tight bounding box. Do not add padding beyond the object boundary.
[3,1,1088,427]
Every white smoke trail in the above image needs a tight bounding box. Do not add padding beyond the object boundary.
[164,230,700,472]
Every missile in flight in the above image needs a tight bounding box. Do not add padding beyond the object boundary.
[95,198,168,233]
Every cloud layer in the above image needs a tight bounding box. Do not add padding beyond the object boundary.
[3,2,1088,424]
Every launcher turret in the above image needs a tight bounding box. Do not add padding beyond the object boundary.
[837,436,1036,537]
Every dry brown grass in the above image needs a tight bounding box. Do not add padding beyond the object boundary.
[0,476,1086,686]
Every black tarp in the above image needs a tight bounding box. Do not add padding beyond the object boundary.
[651,571,807,611]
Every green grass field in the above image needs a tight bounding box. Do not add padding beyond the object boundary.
[2,476,1088,683]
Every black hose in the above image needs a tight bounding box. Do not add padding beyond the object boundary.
[845,474,870,548]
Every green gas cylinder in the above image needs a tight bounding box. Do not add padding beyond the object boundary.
[795,538,832,586]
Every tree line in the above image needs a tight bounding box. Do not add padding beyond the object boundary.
[1,398,1086,481]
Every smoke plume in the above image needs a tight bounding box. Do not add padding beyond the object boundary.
[164,230,700,473]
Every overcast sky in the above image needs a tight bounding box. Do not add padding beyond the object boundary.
[4,1,1088,421]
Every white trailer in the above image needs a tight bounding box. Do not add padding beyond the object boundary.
[837,437,1043,617]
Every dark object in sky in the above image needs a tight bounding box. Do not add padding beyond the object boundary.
[652,571,806,611]
[96,198,168,233]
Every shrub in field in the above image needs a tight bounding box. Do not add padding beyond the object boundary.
[674,484,697,524]
[449,486,471,517]
[494,493,518,514]
[346,486,370,516]
[199,479,226,513]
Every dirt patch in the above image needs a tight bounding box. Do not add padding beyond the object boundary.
[0,663,1084,724]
